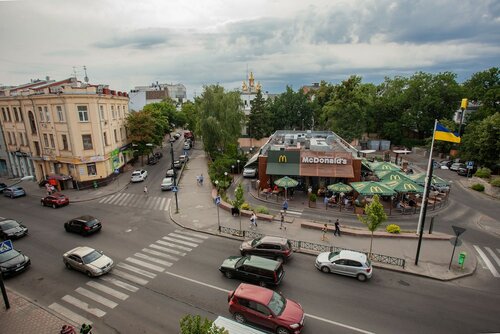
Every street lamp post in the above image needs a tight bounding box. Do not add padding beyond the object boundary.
[237,160,240,174]
[214,184,221,233]
[224,172,228,186]
[170,139,179,213]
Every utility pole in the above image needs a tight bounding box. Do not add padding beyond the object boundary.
[170,139,179,213]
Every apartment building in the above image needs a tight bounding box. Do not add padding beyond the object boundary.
[0,77,131,189]
[129,82,187,111]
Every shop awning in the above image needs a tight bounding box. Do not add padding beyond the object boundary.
[244,152,260,168]
[266,162,300,176]
[300,164,354,178]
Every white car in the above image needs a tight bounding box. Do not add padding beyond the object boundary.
[63,246,114,277]
[179,155,189,163]
[243,167,257,178]
[131,169,148,182]
[166,169,175,177]
[161,177,174,191]
[315,250,372,282]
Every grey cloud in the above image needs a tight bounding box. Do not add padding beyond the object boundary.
[93,29,175,49]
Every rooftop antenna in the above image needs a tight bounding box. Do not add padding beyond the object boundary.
[72,66,77,79]
[83,65,89,83]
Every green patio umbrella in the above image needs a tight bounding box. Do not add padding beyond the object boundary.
[381,179,424,193]
[375,170,410,181]
[370,161,401,172]
[409,173,449,187]
[327,182,353,193]
[350,181,396,196]
[274,176,299,199]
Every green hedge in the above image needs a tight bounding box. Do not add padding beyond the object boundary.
[491,178,500,187]
[471,183,485,192]
[386,224,401,234]
[474,167,492,179]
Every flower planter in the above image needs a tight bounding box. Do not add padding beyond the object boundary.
[309,200,317,208]
[354,206,364,214]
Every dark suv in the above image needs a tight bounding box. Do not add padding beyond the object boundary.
[219,255,285,287]
[240,236,293,263]
[64,215,102,235]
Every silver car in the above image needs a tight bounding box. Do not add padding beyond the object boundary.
[315,250,372,281]
[63,246,114,277]
[3,186,26,198]
[161,177,174,191]
[131,169,148,182]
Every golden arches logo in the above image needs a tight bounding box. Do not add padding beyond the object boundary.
[370,186,383,193]
[403,183,417,190]
[390,175,402,180]
[278,155,287,163]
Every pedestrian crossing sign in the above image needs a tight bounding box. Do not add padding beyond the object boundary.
[172,186,178,193]
[0,240,13,254]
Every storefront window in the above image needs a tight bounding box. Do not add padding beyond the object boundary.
[87,163,97,176]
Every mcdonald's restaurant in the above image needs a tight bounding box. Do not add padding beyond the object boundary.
[251,130,363,195]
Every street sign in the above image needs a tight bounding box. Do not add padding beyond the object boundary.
[114,169,120,174]
[452,225,466,237]
[172,186,178,193]
[215,196,221,205]
[449,237,463,246]
[0,240,13,254]
[467,161,474,169]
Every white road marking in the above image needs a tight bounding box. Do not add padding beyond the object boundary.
[134,252,173,267]
[99,194,115,204]
[162,236,198,247]
[162,271,376,334]
[156,240,192,252]
[62,295,106,317]
[142,248,179,262]
[174,229,209,239]
[305,313,375,334]
[117,193,132,206]
[112,269,149,285]
[99,276,139,292]
[117,262,157,278]
[150,243,187,256]
[159,198,166,210]
[164,198,171,211]
[87,281,129,300]
[169,233,204,243]
[125,257,165,272]
[286,210,302,216]
[108,193,125,205]
[127,194,141,207]
[49,302,92,325]
[75,287,118,308]
[474,245,500,277]
[485,247,500,267]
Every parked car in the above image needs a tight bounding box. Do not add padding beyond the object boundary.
[147,156,159,165]
[0,218,28,240]
[240,236,293,263]
[219,255,285,287]
[179,155,189,164]
[450,162,466,171]
[166,169,175,177]
[0,182,7,193]
[131,169,148,182]
[154,152,163,159]
[161,177,174,191]
[173,160,182,169]
[0,248,31,277]
[41,193,70,208]
[3,186,26,198]
[243,167,257,178]
[64,215,102,236]
[228,283,305,334]
[315,250,372,282]
[457,166,476,176]
[63,246,113,277]
[439,160,452,169]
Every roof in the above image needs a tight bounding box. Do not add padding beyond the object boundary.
[260,236,289,245]
[234,283,273,303]
[68,246,94,257]
[75,215,97,222]
[338,250,368,262]
[245,256,280,271]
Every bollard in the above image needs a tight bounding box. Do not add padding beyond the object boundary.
[93,181,98,189]
[429,216,435,234]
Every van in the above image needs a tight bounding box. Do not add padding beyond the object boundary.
[213,316,267,334]
[219,255,285,287]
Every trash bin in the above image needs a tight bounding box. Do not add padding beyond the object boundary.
[458,252,467,268]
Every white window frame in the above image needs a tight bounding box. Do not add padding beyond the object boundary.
[38,106,44,122]
[77,106,89,122]
[82,134,93,150]
[57,106,65,122]
[87,163,97,176]
[44,106,51,122]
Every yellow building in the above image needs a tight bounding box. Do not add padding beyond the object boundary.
[0,77,131,189]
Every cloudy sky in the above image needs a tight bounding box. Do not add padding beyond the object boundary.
[1,0,499,98]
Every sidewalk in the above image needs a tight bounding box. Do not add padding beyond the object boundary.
[0,143,477,329]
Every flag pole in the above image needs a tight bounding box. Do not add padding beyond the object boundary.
[415,119,438,265]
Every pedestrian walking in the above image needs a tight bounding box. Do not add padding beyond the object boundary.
[250,212,257,229]
[282,199,288,213]
[80,323,93,334]
[60,325,76,334]
[279,211,285,230]
[334,219,341,236]
[143,185,148,197]
[199,173,204,186]
[321,223,329,241]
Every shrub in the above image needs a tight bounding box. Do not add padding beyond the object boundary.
[491,177,500,187]
[386,224,401,234]
[254,206,269,214]
[474,167,492,179]
[471,183,485,192]
[241,203,251,210]
[309,193,317,202]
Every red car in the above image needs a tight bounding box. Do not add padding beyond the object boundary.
[41,193,70,208]
[228,283,305,334]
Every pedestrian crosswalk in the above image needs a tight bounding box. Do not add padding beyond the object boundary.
[98,192,171,211]
[49,229,209,325]
[473,245,500,278]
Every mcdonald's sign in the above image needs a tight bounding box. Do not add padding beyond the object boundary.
[370,186,383,193]
[278,155,287,163]
[403,183,417,191]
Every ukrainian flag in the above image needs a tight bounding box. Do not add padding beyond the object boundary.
[434,123,461,143]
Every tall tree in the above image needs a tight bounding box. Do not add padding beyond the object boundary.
[462,67,500,123]
[126,111,157,162]
[269,86,313,131]
[247,89,272,140]
[357,195,387,257]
